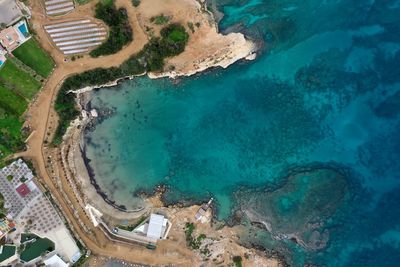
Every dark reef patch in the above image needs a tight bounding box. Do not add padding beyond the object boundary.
[374,90,400,119]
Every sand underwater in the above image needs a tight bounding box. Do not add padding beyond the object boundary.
[83,0,400,266]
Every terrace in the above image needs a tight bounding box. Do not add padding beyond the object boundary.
[0,27,20,51]
[20,194,64,234]
[0,159,40,218]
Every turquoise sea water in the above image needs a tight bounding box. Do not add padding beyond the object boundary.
[84,0,400,265]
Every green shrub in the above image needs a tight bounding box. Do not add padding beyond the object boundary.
[160,23,189,55]
[150,14,170,25]
[233,256,243,267]
[187,22,195,33]
[53,67,122,144]
[90,1,133,57]
[116,215,146,231]
[131,0,140,7]
[184,222,206,249]
[185,222,195,240]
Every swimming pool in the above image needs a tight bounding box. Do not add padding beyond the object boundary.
[18,23,29,37]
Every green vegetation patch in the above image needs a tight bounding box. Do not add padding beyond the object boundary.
[20,237,54,262]
[131,0,140,7]
[150,14,170,25]
[0,42,46,163]
[0,61,41,100]
[0,84,28,163]
[187,22,195,33]
[233,256,243,267]
[185,222,206,249]
[53,23,189,144]
[90,0,133,57]
[0,192,6,218]
[0,116,25,162]
[117,215,146,231]
[75,0,90,5]
[12,39,54,78]
[0,84,28,115]
[162,24,189,44]
[0,245,16,262]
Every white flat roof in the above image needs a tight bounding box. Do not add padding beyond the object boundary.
[0,0,23,25]
[44,254,68,267]
[43,227,81,263]
[147,214,164,239]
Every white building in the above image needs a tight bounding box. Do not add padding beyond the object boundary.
[147,214,168,240]
[133,213,172,241]
[0,0,30,27]
[44,254,69,267]
[0,160,82,264]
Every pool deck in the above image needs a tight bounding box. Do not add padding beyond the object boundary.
[0,20,31,52]
[0,53,6,67]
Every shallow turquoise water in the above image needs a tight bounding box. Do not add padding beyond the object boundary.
[84,0,400,265]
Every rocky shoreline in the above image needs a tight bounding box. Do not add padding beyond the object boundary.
[64,108,283,266]
[51,0,285,265]
[61,0,259,215]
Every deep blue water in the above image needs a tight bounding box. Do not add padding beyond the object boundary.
[84,0,400,266]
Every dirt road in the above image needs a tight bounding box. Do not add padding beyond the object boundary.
[15,0,258,265]
[17,0,198,265]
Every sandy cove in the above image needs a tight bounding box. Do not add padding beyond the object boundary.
[13,0,281,265]
[62,0,257,219]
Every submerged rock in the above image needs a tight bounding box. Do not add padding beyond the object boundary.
[236,167,349,251]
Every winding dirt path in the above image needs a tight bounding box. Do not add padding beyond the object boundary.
[12,0,259,265]
[16,0,198,265]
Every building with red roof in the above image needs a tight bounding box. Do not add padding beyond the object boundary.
[16,183,30,197]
